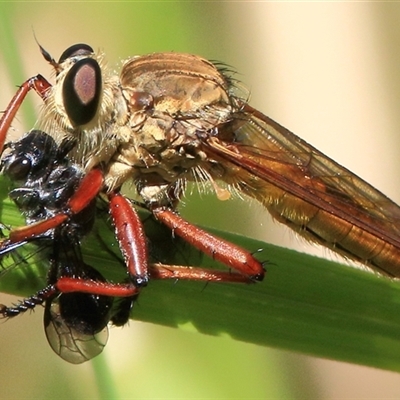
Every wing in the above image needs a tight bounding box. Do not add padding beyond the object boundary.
[44,297,108,364]
[204,102,400,276]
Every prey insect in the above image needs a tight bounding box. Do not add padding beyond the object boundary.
[0,130,137,363]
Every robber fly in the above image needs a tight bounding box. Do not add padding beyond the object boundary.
[1,41,400,298]
[0,130,137,363]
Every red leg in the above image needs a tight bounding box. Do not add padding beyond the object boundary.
[56,261,253,297]
[108,192,149,286]
[0,75,51,153]
[56,278,140,297]
[149,263,254,283]
[152,207,265,281]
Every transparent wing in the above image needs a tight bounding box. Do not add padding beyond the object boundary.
[44,298,108,364]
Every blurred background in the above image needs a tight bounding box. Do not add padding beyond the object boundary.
[1,2,400,398]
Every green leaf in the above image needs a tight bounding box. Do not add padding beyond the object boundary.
[1,175,400,373]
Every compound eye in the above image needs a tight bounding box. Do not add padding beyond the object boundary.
[2,130,57,180]
[62,57,102,126]
[58,43,94,63]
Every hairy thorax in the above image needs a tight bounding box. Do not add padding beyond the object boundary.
[39,50,236,204]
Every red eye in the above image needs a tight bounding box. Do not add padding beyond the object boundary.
[63,58,102,126]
